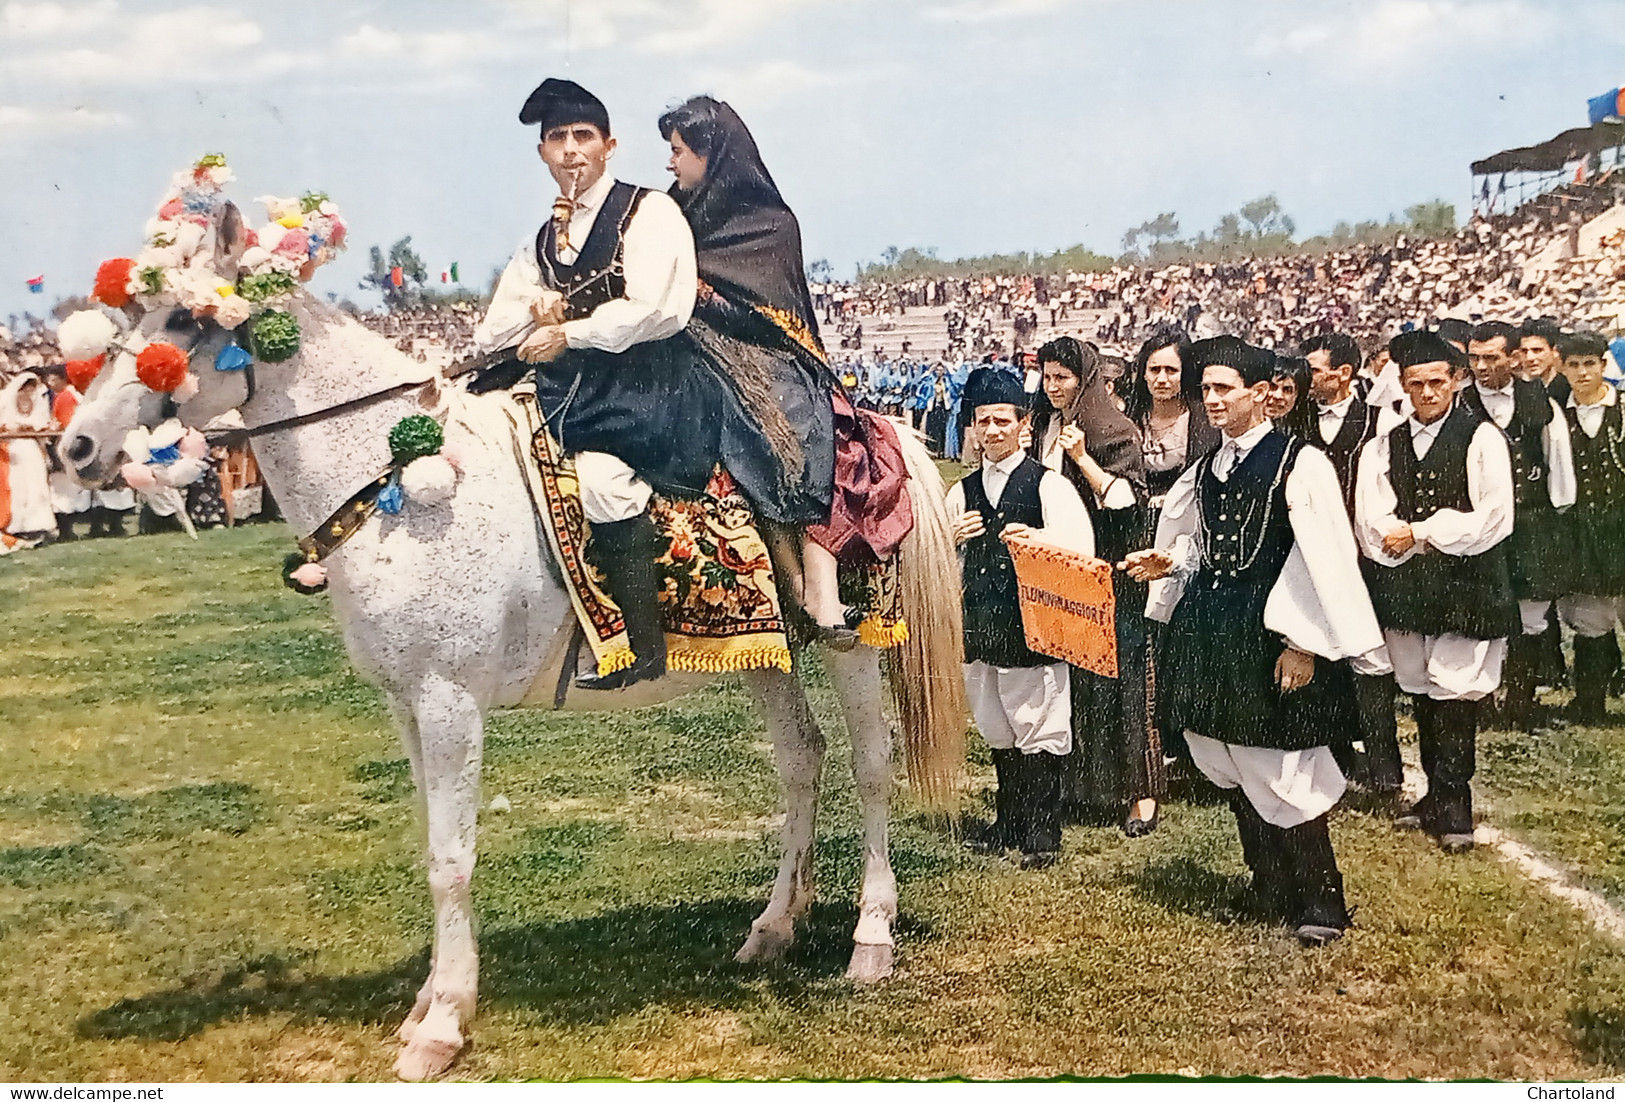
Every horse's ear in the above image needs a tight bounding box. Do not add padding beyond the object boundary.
[214,201,247,281]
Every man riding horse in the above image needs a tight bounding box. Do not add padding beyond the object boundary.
[473,78,775,691]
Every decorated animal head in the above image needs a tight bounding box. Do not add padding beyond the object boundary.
[60,155,346,485]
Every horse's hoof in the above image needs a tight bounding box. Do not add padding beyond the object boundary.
[396,997,432,1043]
[395,1033,463,1081]
[845,942,893,985]
[735,925,794,964]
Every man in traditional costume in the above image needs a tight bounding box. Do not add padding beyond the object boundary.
[1125,336,1384,946]
[1459,321,1573,730]
[1355,331,1517,854]
[474,79,770,690]
[948,370,1095,869]
[1301,331,1404,799]
[1551,330,1625,723]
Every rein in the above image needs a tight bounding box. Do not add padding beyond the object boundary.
[208,376,436,447]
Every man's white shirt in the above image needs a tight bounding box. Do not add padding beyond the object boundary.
[473,173,697,357]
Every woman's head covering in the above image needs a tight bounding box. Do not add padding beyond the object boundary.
[1031,336,1143,483]
[659,96,819,334]
[0,372,48,431]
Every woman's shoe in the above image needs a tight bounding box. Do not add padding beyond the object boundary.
[1122,802,1159,838]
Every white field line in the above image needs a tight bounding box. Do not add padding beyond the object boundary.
[1397,758,1625,943]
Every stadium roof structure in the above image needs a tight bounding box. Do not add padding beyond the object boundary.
[1472,120,1625,175]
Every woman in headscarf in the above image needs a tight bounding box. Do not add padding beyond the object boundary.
[1122,326,1220,517]
[1027,337,1163,835]
[660,95,913,644]
[0,373,58,541]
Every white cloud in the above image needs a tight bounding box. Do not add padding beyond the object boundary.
[634,0,819,54]
[692,58,842,106]
[338,23,517,68]
[1256,0,1552,66]
[0,102,125,139]
[0,0,118,40]
[921,0,1076,23]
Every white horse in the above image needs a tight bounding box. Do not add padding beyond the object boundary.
[61,209,966,1080]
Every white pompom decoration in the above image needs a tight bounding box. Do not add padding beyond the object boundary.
[57,310,119,362]
[401,455,458,506]
[172,373,200,403]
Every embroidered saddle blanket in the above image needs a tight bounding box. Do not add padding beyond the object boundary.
[499,382,907,682]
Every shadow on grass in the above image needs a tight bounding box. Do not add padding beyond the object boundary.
[78,898,936,1043]
[1572,1005,1625,1073]
[1127,857,1251,924]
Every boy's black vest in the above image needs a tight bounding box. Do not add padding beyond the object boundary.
[1317,398,1379,514]
[1367,404,1517,639]
[961,456,1048,667]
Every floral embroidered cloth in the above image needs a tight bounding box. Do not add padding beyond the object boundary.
[506,384,792,676]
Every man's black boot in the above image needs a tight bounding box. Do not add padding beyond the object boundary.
[1499,632,1542,732]
[1280,814,1351,946]
[1429,698,1479,852]
[1354,672,1403,799]
[1397,695,1439,832]
[575,513,669,691]
[966,747,1018,854]
[1231,790,1294,922]
[1570,633,1619,726]
[1018,750,1063,869]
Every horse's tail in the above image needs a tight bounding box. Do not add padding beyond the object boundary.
[885,420,967,807]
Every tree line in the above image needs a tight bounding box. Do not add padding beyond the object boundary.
[842,195,1458,283]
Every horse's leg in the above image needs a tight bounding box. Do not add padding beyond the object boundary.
[826,646,897,984]
[736,667,824,963]
[388,698,435,1045]
[395,675,484,1082]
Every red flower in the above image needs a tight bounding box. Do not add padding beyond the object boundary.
[136,342,189,392]
[92,258,135,308]
[65,354,105,393]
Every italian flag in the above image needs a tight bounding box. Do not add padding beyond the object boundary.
[440,262,460,284]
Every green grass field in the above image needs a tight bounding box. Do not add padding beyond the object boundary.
[1,525,1623,1082]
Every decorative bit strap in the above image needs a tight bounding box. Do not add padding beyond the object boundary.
[296,469,394,565]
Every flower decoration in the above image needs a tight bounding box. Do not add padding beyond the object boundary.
[135,342,190,392]
[57,309,119,362]
[388,415,445,465]
[66,355,105,393]
[93,258,136,308]
[75,156,347,398]
[248,309,301,362]
[214,344,253,372]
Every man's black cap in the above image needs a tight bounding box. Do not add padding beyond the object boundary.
[519,78,610,135]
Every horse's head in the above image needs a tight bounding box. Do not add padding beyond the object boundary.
[59,157,346,486]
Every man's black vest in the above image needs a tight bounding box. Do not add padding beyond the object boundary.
[1367,404,1517,640]
[535,181,649,318]
[1464,378,1562,598]
[961,456,1048,667]
[1563,399,1625,596]
[1193,429,1299,603]
[1317,397,1379,514]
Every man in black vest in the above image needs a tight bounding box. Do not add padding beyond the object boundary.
[1461,321,1573,730]
[473,78,722,691]
[1355,331,1517,853]
[947,370,1095,869]
[1302,331,1403,800]
[1125,337,1384,947]
[1552,330,1625,723]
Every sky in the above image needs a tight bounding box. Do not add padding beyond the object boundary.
[2,0,1623,323]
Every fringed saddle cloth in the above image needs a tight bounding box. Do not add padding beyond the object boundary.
[501,383,905,682]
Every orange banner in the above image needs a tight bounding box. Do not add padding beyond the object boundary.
[1007,533,1118,678]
